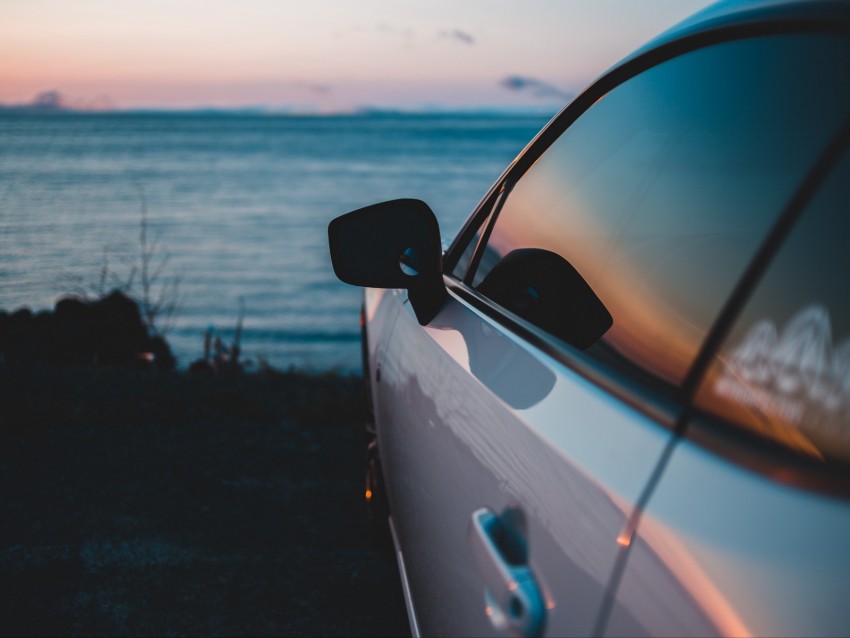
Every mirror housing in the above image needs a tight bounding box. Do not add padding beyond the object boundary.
[328,199,447,325]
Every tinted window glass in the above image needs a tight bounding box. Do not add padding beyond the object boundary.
[470,34,850,385]
[695,149,850,462]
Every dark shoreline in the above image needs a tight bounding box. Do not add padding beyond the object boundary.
[0,363,408,636]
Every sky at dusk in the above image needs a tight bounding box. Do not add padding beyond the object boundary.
[1,0,709,112]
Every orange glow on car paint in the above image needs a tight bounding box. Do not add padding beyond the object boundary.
[617,533,632,547]
[365,489,373,501]
[636,512,753,637]
[546,598,556,610]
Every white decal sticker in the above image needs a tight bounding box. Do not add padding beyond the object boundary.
[716,304,850,441]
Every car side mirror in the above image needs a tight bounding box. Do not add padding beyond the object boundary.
[328,198,448,325]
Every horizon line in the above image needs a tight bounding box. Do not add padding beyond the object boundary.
[0,102,562,117]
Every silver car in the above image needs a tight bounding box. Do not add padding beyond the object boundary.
[328,1,850,636]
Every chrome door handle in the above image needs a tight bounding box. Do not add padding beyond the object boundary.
[469,507,546,638]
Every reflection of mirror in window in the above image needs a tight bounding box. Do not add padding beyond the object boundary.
[476,248,611,350]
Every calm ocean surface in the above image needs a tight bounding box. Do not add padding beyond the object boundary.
[0,112,548,371]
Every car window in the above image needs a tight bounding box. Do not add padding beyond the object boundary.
[459,33,850,386]
[694,148,850,462]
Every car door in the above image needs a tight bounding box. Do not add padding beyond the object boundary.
[605,135,850,637]
[373,28,850,638]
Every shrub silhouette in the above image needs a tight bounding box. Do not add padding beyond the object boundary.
[0,291,175,371]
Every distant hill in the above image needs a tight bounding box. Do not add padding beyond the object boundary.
[0,89,116,114]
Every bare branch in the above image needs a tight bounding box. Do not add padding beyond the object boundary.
[128,183,181,336]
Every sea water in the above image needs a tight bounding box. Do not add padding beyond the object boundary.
[0,112,549,371]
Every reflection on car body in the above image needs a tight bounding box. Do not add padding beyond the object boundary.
[329,1,850,636]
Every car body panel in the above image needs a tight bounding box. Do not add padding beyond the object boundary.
[372,288,675,636]
[605,435,850,637]
[363,287,403,387]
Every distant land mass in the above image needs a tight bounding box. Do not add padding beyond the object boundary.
[0,89,116,113]
[0,89,563,118]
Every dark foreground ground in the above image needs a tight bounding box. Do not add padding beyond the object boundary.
[0,363,409,636]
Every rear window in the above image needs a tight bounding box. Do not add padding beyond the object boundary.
[695,148,850,462]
